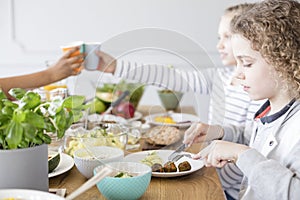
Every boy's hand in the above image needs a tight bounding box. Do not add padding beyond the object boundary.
[194,140,250,168]
[183,122,224,146]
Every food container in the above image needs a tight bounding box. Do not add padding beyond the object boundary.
[96,79,145,109]
[94,161,151,200]
[64,123,127,157]
[74,146,124,178]
[157,90,183,111]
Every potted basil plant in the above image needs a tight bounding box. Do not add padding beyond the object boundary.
[0,88,85,191]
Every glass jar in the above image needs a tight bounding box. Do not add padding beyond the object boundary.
[64,122,127,157]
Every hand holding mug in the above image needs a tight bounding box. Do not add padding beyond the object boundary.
[49,47,84,79]
[60,41,85,74]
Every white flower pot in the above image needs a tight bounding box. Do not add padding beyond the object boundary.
[0,144,48,191]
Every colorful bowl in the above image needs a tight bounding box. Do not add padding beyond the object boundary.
[94,161,151,200]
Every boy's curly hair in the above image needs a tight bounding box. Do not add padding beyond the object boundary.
[231,0,300,99]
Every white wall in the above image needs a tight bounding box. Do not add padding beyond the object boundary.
[0,0,254,122]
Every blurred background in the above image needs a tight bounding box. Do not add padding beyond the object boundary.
[0,0,255,122]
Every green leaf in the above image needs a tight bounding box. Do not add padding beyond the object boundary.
[6,121,23,149]
[32,135,43,145]
[54,110,67,138]
[64,112,73,131]
[63,95,85,109]
[8,88,26,100]
[0,121,10,131]
[0,133,6,149]
[24,110,45,129]
[13,110,26,123]
[2,106,14,116]
[22,123,37,140]
[3,99,18,108]
[38,132,51,144]
[70,109,83,124]
[0,90,7,100]
[18,140,29,148]
[44,121,56,133]
[20,91,41,109]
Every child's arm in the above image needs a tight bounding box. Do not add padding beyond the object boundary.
[96,50,213,94]
[0,47,83,96]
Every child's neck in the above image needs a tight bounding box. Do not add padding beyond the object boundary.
[269,96,293,115]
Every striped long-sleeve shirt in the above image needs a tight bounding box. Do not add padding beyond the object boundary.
[114,61,263,199]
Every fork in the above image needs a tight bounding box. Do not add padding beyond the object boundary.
[169,153,192,162]
[167,143,188,162]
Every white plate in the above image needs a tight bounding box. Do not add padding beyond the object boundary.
[49,153,74,178]
[87,114,128,124]
[123,150,204,178]
[0,189,64,200]
[144,113,200,128]
[87,111,142,124]
[127,111,143,122]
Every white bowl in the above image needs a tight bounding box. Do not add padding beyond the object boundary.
[74,146,124,178]
[0,189,64,200]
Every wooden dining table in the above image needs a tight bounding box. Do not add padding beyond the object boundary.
[49,105,226,200]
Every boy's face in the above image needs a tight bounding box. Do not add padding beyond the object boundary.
[231,34,281,101]
[216,14,236,67]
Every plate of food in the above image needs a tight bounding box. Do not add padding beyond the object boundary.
[0,189,65,200]
[48,153,74,178]
[86,111,142,124]
[144,126,181,147]
[144,113,200,128]
[123,150,204,178]
[87,113,128,124]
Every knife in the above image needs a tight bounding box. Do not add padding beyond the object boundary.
[98,90,130,122]
[104,90,130,115]
[167,143,188,162]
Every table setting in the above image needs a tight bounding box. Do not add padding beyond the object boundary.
[0,84,225,200]
[46,105,225,200]
[123,149,204,178]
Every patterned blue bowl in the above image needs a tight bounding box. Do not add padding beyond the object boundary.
[94,161,151,200]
